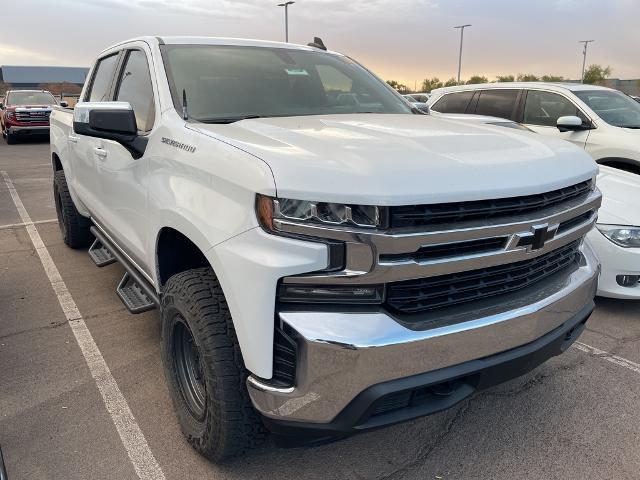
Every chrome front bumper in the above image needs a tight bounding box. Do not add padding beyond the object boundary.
[247,242,599,426]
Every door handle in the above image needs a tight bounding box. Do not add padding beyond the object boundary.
[68,135,79,144]
[93,147,108,160]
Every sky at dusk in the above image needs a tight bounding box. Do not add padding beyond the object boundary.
[1,0,638,86]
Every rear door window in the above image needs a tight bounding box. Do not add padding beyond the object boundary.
[86,54,119,102]
[431,91,475,113]
[474,89,519,119]
[523,90,586,127]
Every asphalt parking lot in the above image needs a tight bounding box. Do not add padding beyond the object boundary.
[1,139,639,480]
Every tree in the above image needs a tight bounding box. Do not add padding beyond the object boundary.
[541,75,564,82]
[420,77,443,92]
[466,75,488,85]
[582,65,611,84]
[0,82,11,95]
[517,73,540,82]
[443,78,459,87]
[38,82,82,96]
[386,80,410,93]
[495,75,515,82]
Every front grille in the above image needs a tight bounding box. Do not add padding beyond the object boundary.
[380,237,508,263]
[390,181,592,228]
[15,110,51,124]
[386,240,581,314]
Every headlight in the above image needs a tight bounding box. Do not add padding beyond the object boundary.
[256,194,383,231]
[597,225,640,248]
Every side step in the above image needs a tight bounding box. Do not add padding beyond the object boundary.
[0,444,8,480]
[117,272,156,314]
[88,238,116,267]
[89,226,159,314]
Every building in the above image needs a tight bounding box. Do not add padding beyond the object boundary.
[598,79,640,97]
[0,65,89,90]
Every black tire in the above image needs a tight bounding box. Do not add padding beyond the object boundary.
[161,267,266,461]
[53,170,93,248]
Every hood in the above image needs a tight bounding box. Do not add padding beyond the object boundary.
[13,105,53,110]
[193,114,597,205]
[596,166,640,226]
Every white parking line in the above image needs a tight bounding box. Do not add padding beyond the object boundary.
[0,218,57,231]
[574,341,640,375]
[1,171,165,480]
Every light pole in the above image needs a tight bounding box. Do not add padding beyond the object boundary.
[579,40,594,83]
[277,1,295,43]
[454,24,471,84]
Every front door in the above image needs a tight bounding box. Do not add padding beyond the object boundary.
[521,90,591,149]
[93,48,157,276]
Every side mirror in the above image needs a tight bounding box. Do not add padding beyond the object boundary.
[59,101,68,108]
[557,115,590,132]
[417,104,430,114]
[73,102,147,158]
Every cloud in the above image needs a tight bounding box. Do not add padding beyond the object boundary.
[0,43,55,64]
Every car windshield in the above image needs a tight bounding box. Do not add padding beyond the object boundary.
[161,45,412,123]
[7,91,57,106]
[574,90,640,128]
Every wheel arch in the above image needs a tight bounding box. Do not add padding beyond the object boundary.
[596,157,640,176]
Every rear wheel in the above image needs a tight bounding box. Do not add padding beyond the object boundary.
[161,267,266,461]
[53,170,93,248]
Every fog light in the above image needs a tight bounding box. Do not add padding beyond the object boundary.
[278,284,384,304]
[616,275,640,287]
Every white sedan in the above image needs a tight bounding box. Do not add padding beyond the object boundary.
[588,166,640,298]
[434,112,640,299]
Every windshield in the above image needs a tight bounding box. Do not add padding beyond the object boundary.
[161,45,412,123]
[574,90,640,128]
[7,91,57,106]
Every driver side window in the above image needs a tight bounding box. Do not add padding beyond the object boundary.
[524,90,585,127]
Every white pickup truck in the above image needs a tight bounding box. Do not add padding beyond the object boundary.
[50,36,602,461]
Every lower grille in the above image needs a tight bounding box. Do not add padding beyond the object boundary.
[271,325,297,388]
[386,240,581,315]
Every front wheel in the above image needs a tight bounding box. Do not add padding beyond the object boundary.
[161,267,266,461]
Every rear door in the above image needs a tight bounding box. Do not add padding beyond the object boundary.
[71,52,121,213]
[520,89,591,148]
[93,46,157,274]
[472,89,520,120]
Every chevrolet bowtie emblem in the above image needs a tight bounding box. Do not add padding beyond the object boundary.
[511,223,559,252]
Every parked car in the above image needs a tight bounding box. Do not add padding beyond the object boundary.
[403,94,430,113]
[0,90,66,144]
[428,82,640,174]
[51,36,600,461]
[436,112,640,299]
[589,165,640,298]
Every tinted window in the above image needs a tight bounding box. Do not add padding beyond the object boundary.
[431,91,474,113]
[87,54,119,102]
[524,90,585,127]
[474,89,518,119]
[116,50,155,132]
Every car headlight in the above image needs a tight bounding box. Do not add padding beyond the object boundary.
[597,225,640,248]
[256,194,383,231]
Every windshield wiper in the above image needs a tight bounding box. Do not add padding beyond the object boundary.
[198,115,265,124]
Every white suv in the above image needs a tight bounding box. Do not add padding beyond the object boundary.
[429,82,640,174]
